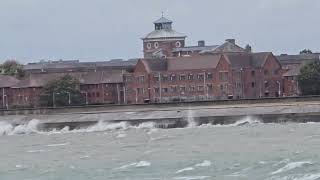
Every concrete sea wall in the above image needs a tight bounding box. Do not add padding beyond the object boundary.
[1,97,320,129]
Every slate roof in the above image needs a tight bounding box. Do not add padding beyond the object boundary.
[224,53,252,68]
[11,74,64,88]
[167,55,222,71]
[154,17,173,24]
[140,59,167,72]
[23,59,138,71]
[201,41,246,54]
[276,54,320,65]
[143,29,186,39]
[283,65,302,77]
[0,75,20,88]
[251,52,272,68]
[172,45,219,53]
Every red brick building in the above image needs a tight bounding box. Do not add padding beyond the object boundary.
[277,53,320,96]
[0,75,20,109]
[142,17,187,58]
[125,40,283,104]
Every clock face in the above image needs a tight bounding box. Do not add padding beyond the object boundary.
[175,41,182,48]
[154,42,159,48]
[146,43,152,49]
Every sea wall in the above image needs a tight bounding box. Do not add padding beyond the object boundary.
[1,96,320,130]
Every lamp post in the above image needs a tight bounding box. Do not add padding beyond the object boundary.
[66,92,71,105]
[276,81,281,97]
[52,92,56,108]
[158,72,162,103]
[81,91,88,105]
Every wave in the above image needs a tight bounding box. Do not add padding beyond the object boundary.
[271,161,313,175]
[115,161,151,170]
[0,119,40,136]
[195,160,212,167]
[0,120,157,136]
[173,176,210,180]
[0,116,262,136]
[176,167,194,174]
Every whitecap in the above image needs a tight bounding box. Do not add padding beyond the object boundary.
[135,161,151,167]
[116,133,127,138]
[27,149,50,153]
[195,160,212,167]
[176,167,194,174]
[46,143,69,147]
[173,176,210,180]
[271,161,313,175]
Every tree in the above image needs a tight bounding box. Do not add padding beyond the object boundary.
[300,49,313,54]
[0,60,25,78]
[40,75,85,107]
[298,61,320,95]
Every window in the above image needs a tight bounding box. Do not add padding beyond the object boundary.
[138,76,145,83]
[265,81,269,88]
[198,86,204,92]
[162,88,168,93]
[153,75,159,82]
[264,70,269,76]
[274,69,279,75]
[251,71,255,77]
[162,75,168,82]
[179,74,186,81]
[154,42,159,48]
[175,41,182,48]
[170,74,176,81]
[170,86,177,93]
[180,86,186,92]
[189,86,196,92]
[154,87,160,93]
[188,74,194,80]
[207,84,213,91]
[207,73,213,80]
[251,82,255,88]
[198,74,204,80]
[219,72,228,81]
[96,92,100,97]
[147,43,152,49]
[137,88,144,94]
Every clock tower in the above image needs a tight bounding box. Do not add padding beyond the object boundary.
[142,16,187,58]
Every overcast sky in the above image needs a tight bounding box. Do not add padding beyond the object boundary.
[0,0,319,63]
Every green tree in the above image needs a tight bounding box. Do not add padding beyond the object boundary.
[300,49,313,54]
[0,60,25,78]
[40,75,85,107]
[298,61,320,95]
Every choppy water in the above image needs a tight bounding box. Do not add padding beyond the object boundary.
[1,118,320,180]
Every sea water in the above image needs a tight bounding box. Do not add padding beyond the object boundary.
[1,119,320,180]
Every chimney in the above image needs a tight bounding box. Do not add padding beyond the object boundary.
[245,44,252,53]
[198,40,205,47]
[226,39,235,44]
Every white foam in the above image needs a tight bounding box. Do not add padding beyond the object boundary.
[0,120,41,136]
[46,143,69,147]
[115,161,151,170]
[176,167,194,174]
[135,161,151,167]
[271,161,313,175]
[0,121,14,135]
[27,149,50,153]
[295,173,320,180]
[116,133,127,138]
[195,160,212,167]
[173,176,210,180]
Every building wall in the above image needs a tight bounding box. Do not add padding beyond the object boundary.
[143,39,185,58]
[10,87,42,108]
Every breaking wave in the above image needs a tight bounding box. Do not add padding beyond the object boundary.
[0,120,157,136]
[271,161,313,175]
[0,116,262,136]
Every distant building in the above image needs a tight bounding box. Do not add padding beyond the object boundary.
[142,17,187,58]
[23,59,138,74]
[277,53,320,96]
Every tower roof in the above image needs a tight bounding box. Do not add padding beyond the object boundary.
[153,17,173,24]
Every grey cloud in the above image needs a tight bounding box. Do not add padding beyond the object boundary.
[0,0,319,63]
